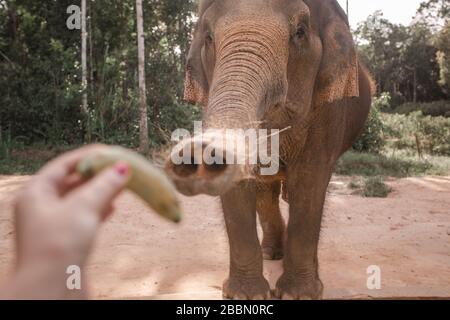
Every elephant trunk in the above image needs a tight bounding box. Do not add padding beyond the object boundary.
[205,20,289,129]
[166,18,289,196]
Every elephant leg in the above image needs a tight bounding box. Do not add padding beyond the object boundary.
[256,182,285,261]
[274,164,332,300]
[221,181,271,300]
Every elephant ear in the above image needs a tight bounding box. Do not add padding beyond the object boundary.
[183,0,213,106]
[311,0,359,104]
[184,37,209,105]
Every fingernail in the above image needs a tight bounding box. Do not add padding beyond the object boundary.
[115,163,130,177]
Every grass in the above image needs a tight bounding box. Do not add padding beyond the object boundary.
[347,176,392,198]
[336,150,450,198]
[0,145,78,175]
[2,145,450,179]
[348,180,362,190]
[0,144,152,175]
[0,158,47,175]
[335,150,450,178]
[362,176,392,198]
[390,100,450,117]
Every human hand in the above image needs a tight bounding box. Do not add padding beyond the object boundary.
[1,145,130,299]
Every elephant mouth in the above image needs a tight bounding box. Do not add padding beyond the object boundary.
[166,161,285,197]
[165,126,288,196]
[165,131,253,196]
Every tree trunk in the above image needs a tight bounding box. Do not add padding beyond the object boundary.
[413,68,417,103]
[415,133,423,160]
[346,0,349,20]
[88,0,95,99]
[121,4,129,101]
[136,0,149,153]
[81,0,90,142]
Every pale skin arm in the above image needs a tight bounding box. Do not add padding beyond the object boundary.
[0,145,130,300]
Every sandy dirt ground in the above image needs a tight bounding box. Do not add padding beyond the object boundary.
[0,174,449,299]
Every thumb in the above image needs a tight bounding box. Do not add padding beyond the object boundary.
[68,162,130,216]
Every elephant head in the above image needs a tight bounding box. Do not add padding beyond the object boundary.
[166,0,360,196]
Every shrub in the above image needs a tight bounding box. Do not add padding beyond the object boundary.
[0,128,12,160]
[362,176,392,198]
[420,115,450,155]
[352,94,388,154]
[335,151,434,177]
[348,179,362,190]
[391,101,450,117]
[382,112,450,156]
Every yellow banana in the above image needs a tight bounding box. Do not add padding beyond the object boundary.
[77,146,181,223]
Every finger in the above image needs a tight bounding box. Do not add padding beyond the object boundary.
[59,173,88,196]
[31,144,107,198]
[102,203,116,221]
[38,144,106,184]
[67,163,130,216]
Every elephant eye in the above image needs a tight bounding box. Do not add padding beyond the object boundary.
[296,25,306,39]
[205,30,214,43]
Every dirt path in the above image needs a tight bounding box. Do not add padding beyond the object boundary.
[1,175,449,299]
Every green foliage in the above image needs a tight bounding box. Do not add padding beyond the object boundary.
[417,0,450,93]
[356,10,448,105]
[153,101,202,144]
[391,101,450,117]
[335,151,436,177]
[352,94,387,154]
[0,156,47,175]
[382,112,450,156]
[0,0,198,148]
[348,180,362,190]
[362,176,392,198]
[436,23,450,92]
[0,128,12,160]
[0,144,86,175]
[353,92,450,158]
[0,1,84,145]
[420,116,450,155]
[418,0,450,26]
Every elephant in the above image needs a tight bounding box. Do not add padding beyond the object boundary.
[165,0,373,300]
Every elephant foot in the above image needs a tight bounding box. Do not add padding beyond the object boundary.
[261,242,283,261]
[261,228,284,261]
[274,274,323,300]
[223,276,271,300]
